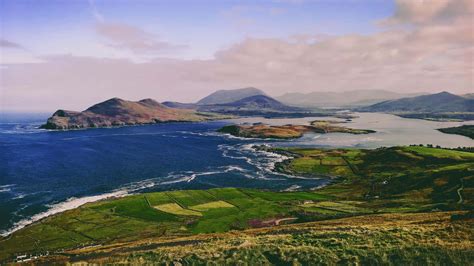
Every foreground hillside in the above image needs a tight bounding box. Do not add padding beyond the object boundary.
[41,98,224,130]
[1,146,473,264]
[23,212,474,264]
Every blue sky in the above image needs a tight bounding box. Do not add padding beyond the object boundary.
[1,0,394,59]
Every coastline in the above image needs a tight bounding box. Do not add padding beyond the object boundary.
[0,141,328,238]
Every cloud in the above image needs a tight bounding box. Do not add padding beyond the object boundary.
[0,39,44,64]
[2,18,472,111]
[88,0,185,54]
[0,39,23,49]
[94,21,187,54]
[382,0,474,25]
[1,0,472,111]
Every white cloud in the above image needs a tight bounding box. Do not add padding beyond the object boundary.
[95,21,187,54]
[1,0,472,111]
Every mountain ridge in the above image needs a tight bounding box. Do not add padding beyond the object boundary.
[358,91,474,113]
[276,89,426,108]
[197,87,266,105]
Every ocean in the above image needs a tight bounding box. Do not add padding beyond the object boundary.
[1,112,473,235]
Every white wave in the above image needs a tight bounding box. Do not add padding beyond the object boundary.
[0,189,129,237]
[282,185,301,192]
[0,184,15,193]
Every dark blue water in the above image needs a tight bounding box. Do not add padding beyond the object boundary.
[0,113,326,235]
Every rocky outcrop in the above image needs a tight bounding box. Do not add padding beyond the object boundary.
[218,121,375,139]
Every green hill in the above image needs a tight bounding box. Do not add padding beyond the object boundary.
[1,146,473,264]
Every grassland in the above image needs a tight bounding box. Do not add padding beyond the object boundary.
[274,146,474,211]
[1,146,473,264]
[438,125,474,139]
[33,212,474,265]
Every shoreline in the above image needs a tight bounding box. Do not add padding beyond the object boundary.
[0,143,327,238]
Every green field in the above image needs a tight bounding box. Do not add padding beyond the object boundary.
[1,146,473,264]
[276,146,474,211]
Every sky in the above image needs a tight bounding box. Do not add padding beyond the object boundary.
[0,0,473,111]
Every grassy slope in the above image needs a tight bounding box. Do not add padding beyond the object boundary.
[45,212,473,265]
[1,147,473,263]
[277,146,474,211]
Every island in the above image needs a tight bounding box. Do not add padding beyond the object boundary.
[438,125,474,139]
[218,120,375,139]
[41,98,227,130]
[1,146,472,264]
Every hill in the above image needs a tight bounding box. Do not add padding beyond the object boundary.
[197,95,309,116]
[359,91,474,113]
[276,90,424,108]
[1,146,472,264]
[196,87,266,105]
[41,98,220,130]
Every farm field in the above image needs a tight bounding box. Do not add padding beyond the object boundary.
[1,146,473,264]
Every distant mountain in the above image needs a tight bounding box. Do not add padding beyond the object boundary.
[41,98,218,130]
[161,101,197,109]
[197,87,266,105]
[276,90,424,108]
[197,95,308,117]
[359,92,474,113]
[223,95,298,110]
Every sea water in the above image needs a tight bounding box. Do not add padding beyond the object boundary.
[0,112,473,235]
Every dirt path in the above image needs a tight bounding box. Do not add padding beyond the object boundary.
[274,218,297,225]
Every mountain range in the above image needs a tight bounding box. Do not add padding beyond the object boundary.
[276,90,425,108]
[42,89,474,130]
[359,91,474,113]
[196,87,266,105]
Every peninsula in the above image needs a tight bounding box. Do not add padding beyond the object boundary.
[41,98,224,130]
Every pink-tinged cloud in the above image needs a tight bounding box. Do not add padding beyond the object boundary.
[95,21,187,53]
[382,0,473,25]
[1,0,472,111]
